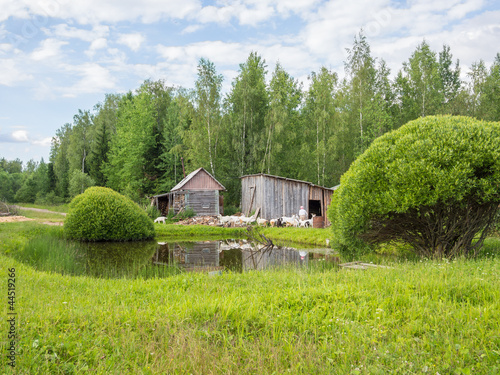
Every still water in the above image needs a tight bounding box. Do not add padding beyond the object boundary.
[53,239,339,278]
[155,239,339,273]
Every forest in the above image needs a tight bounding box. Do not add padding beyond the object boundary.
[1,33,500,209]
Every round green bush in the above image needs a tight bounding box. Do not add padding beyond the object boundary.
[328,115,500,258]
[64,187,155,241]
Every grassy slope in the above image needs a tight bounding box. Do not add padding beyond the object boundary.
[3,254,499,374]
[2,207,500,373]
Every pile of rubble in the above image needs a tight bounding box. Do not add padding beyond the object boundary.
[174,216,221,226]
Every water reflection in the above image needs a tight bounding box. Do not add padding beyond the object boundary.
[80,240,158,278]
[153,240,339,272]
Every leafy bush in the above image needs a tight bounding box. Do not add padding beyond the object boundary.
[68,170,95,198]
[176,206,196,220]
[328,115,500,259]
[144,204,161,220]
[64,187,155,241]
[35,191,65,205]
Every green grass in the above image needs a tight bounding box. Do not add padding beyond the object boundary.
[17,208,66,223]
[16,202,70,213]
[155,223,248,241]
[2,254,500,374]
[2,215,500,374]
[154,224,332,247]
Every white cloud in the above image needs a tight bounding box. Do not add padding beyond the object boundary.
[85,37,108,58]
[11,130,29,142]
[0,59,33,86]
[2,0,318,28]
[60,63,117,97]
[0,0,29,22]
[116,33,145,51]
[448,0,485,20]
[30,38,68,61]
[44,24,110,42]
[32,136,53,147]
[181,24,204,34]
[157,40,249,66]
[6,0,202,24]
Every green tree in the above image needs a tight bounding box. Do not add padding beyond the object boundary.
[68,169,96,198]
[302,66,338,185]
[329,116,500,259]
[395,41,443,125]
[480,54,500,121]
[465,60,488,118]
[88,94,121,186]
[187,58,223,176]
[50,123,72,198]
[438,45,461,114]
[160,89,192,191]
[226,52,268,176]
[105,81,174,199]
[68,109,93,174]
[262,62,302,177]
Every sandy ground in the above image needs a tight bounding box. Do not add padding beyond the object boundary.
[0,206,65,225]
[0,215,35,223]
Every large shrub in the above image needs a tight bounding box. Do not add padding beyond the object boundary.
[65,187,155,241]
[328,116,500,258]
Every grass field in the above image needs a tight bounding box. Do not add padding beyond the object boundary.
[1,205,499,374]
[3,252,499,374]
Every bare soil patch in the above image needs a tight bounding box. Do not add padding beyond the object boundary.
[0,216,35,223]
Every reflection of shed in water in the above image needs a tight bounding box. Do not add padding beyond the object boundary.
[154,242,221,271]
[153,241,337,273]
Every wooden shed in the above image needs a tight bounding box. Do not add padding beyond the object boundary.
[152,168,225,216]
[240,173,334,227]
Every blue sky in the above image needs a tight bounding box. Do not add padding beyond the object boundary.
[1,0,499,166]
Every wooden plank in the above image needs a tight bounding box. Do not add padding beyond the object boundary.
[339,261,392,270]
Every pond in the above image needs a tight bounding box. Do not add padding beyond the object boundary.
[155,239,340,274]
[18,235,339,279]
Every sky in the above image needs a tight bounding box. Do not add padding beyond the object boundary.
[1,0,499,167]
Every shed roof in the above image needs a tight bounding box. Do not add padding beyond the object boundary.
[240,173,334,191]
[171,167,226,192]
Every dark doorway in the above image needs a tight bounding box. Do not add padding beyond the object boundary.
[308,200,321,218]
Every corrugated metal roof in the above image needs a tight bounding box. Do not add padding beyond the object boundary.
[240,173,334,191]
[171,167,226,192]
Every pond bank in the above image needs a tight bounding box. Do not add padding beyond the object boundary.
[155,224,332,247]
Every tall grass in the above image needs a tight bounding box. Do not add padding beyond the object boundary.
[2,219,500,373]
[4,255,499,374]
[14,229,182,279]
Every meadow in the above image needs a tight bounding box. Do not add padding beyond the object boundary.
[0,207,499,374]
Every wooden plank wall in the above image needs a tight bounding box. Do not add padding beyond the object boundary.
[182,169,224,190]
[186,190,220,216]
[242,175,310,220]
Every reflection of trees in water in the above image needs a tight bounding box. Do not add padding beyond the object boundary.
[82,240,158,277]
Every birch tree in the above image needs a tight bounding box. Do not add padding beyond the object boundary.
[189,58,223,176]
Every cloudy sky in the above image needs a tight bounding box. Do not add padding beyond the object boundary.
[1,0,499,166]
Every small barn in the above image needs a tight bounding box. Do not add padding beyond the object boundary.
[152,168,225,216]
[240,173,334,227]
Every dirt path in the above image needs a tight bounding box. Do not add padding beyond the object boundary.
[0,206,66,225]
[14,206,67,216]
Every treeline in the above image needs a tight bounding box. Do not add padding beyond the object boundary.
[2,33,499,208]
